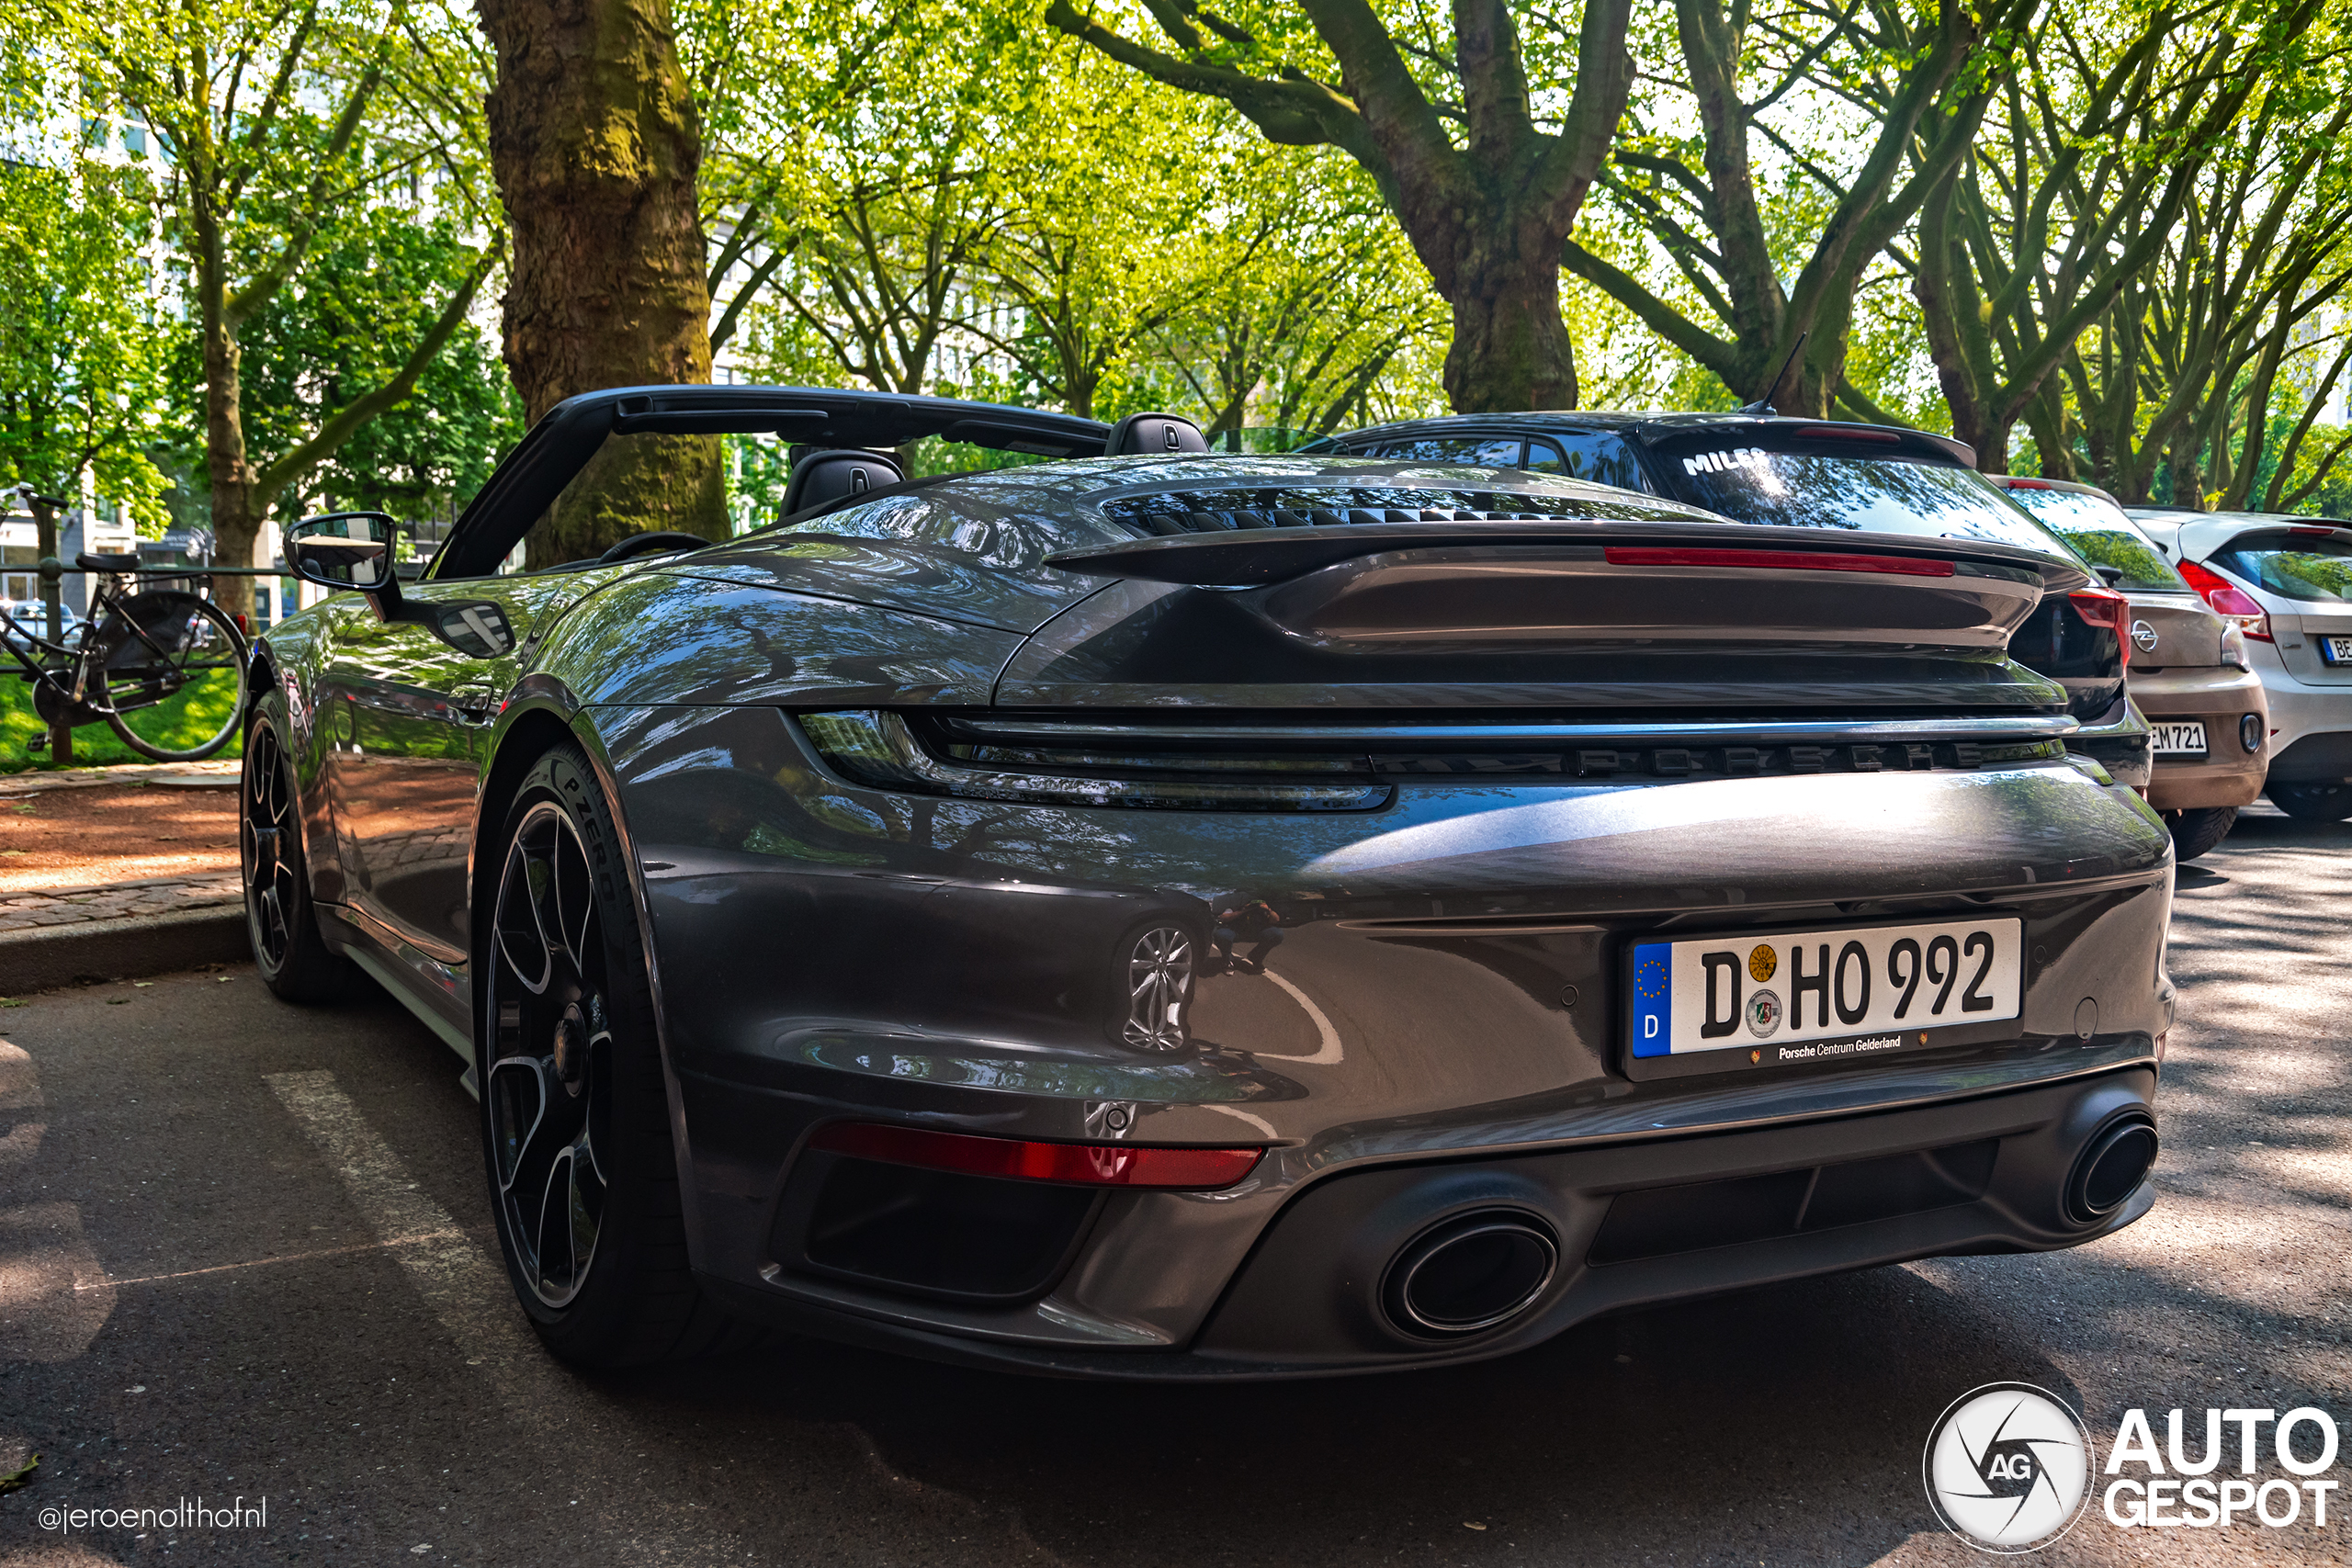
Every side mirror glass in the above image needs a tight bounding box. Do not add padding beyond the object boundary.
[287,512,401,592]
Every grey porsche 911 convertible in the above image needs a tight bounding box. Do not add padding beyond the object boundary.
[246,385,2173,1378]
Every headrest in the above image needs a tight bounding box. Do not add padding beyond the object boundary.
[1105,412,1210,457]
[781,448,906,516]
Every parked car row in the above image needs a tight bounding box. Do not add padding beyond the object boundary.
[2124,507,2352,825]
[1314,413,2294,861]
[1997,482,2268,857]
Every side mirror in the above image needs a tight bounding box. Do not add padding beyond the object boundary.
[286,511,520,659]
[287,512,405,613]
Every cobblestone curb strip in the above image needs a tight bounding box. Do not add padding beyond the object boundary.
[0,886,250,992]
[0,758,242,796]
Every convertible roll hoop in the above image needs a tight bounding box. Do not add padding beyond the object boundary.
[425,385,1117,580]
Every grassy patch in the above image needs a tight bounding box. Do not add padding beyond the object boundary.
[0,670,243,773]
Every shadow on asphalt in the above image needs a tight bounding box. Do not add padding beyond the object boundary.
[571,807,2352,1564]
[604,1263,2080,1562]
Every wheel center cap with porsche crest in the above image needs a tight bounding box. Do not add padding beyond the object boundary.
[553,1002,589,1096]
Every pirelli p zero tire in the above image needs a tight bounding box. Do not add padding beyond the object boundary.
[241,691,356,1002]
[478,740,749,1367]
[2165,806,2238,862]
[2266,782,2352,822]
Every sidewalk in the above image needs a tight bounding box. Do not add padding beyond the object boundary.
[0,759,250,991]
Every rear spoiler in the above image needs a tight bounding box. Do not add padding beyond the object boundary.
[1045,520,2088,592]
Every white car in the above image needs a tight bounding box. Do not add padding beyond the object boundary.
[2129,509,2352,819]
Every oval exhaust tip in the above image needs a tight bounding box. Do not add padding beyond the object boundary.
[1384,1213,1559,1337]
[2067,1116,2158,1224]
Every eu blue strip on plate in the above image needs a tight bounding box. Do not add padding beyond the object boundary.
[1631,942,1671,1057]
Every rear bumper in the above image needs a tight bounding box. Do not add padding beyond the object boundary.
[2252,647,2352,779]
[599,703,2175,1378]
[697,1066,2160,1379]
[2130,666,2268,810]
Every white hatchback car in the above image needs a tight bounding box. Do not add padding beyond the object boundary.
[2129,509,2352,820]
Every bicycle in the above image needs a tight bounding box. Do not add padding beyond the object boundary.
[1,548,250,763]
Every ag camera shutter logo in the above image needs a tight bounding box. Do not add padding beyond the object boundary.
[1924,1383,2093,1551]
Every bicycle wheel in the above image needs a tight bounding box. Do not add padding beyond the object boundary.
[96,592,249,761]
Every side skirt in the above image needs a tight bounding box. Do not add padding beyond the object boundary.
[324,903,477,1088]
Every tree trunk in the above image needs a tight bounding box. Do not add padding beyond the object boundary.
[479,0,723,564]
[1431,232,1577,412]
[198,216,264,621]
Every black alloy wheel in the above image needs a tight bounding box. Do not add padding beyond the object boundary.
[487,799,615,1311]
[240,695,353,1000]
[478,742,750,1365]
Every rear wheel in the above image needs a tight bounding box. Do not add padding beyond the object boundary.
[2165,806,2238,861]
[99,593,248,761]
[2266,782,2352,821]
[480,741,748,1366]
[242,695,356,1001]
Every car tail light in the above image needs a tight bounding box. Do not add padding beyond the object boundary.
[809,1122,1265,1190]
[2065,584,2132,672]
[1602,546,1955,577]
[2179,560,2272,641]
[799,710,1392,811]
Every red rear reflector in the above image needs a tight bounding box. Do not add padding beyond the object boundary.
[1603,546,1954,577]
[809,1122,1265,1190]
[1791,426,1904,444]
[234,614,251,634]
[2179,559,2272,641]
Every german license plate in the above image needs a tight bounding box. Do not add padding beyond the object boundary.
[2152,721,2208,755]
[1630,918,2024,1064]
[2321,636,2352,663]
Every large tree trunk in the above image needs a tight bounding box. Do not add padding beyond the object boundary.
[198,218,265,621]
[1429,223,1577,412]
[1045,0,1630,418]
[479,0,723,565]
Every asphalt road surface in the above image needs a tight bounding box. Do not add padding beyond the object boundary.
[4,805,2348,1566]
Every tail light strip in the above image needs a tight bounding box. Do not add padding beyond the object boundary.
[799,709,1394,812]
[811,1122,1265,1190]
[1602,546,1956,577]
